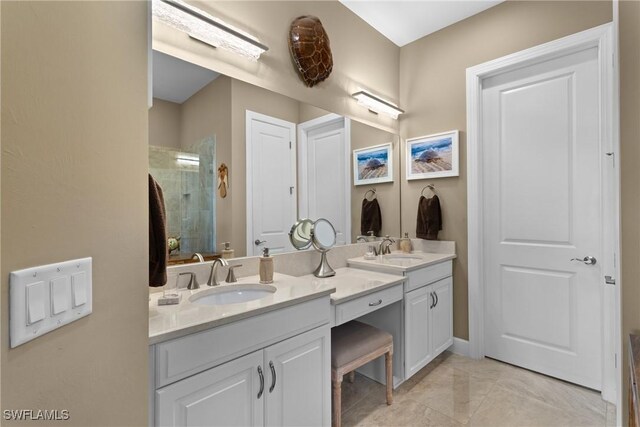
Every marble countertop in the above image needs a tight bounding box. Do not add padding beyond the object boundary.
[299,267,405,305]
[149,273,335,345]
[347,251,456,273]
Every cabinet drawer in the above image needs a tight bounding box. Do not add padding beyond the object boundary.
[156,297,330,388]
[335,284,403,326]
[405,261,452,292]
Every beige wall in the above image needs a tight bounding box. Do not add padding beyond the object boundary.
[350,123,400,241]
[620,0,640,421]
[399,0,612,340]
[153,1,400,134]
[149,98,181,149]
[1,1,149,425]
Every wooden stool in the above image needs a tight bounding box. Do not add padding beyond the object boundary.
[331,321,393,427]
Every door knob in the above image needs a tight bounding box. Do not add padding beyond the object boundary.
[570,256,597,265]
[254,239,266,246]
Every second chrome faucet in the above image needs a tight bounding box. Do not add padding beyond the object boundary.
[207,258,243,286]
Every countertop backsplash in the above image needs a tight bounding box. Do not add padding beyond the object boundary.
[150,239,456,293]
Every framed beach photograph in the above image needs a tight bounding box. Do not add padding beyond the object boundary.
[406,130,459,180]
[353,143,394,186]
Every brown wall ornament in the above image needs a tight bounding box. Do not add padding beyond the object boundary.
[288,15,333,87]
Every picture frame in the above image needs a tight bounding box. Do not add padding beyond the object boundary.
[406,130,459,180]
[353,142,394,186]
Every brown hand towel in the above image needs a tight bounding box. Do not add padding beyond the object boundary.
[149,174,168,287]
[416,194,442,240]
[361,197,382,236]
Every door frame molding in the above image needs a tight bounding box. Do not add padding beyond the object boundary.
[245,110,297,256]
[297,113,352,244]
[466,23,620,403]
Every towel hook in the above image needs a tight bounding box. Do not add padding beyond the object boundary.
[421,184,435,197]
[364,188,377,200]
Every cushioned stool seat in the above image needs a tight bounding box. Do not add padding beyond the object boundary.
[331,321,393,427]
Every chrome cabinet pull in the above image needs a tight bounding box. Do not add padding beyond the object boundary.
[369,299,382,307]
[429,292,435,309]
[257,366,264,399]
[269,361,276,393]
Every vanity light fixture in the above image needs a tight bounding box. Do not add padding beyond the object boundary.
[352,90,404,120]
[176,154,199,165]
[152,0,269,61]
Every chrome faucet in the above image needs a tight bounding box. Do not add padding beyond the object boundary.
[378,236,395,256]
[207,258,229,286]
[191,252,205,263]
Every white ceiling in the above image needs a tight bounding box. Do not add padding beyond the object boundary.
[340,0,504,47]
[152,50,220,104]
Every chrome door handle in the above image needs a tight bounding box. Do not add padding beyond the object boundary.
[570,256,597,265]
[369,299,382,307]
[269,361,276,393]
[257,366,264,399]
[255,239,266,246]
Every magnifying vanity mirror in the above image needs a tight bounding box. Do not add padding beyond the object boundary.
[311,218,337,278]
[289,218,314,250]
[289,218,337,278]
[149,50,401,262]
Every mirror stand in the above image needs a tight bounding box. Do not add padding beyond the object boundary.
[313,250,336,278]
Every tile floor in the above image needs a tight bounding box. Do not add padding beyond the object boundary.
[340,351,617,427]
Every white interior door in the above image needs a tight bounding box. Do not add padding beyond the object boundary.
[482,46,603,389]
[298,114,350,245]
[247,111,296,256]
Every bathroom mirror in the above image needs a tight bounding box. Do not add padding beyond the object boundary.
[149,49,401,260]
[311,219,337,251]
[289,218,314,250]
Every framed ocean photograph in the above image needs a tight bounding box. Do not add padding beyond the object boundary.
[353,143,394,186]
[406,130,459,180]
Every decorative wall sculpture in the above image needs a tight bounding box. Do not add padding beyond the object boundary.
[288,15,333,87]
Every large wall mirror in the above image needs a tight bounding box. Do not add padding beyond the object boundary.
[149,50,401,261]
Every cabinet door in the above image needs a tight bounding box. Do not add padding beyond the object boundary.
[156,350,264,427]
[430,277,453,357]
[264,326,330,427]
[404,286,433,379]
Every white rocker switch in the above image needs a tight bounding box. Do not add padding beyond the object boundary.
[50,277,69,315]
[71,272,87,307]
[26,281,45,325]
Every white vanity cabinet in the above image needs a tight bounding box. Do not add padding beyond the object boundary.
[156,326,330,427]
[156,350,264,427]
[405,276,453,379]
[150,297,331,427]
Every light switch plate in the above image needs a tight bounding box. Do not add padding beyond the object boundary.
[10,257,92,348]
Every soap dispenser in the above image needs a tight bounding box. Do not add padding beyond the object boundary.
[221,242,235,259]
[259,247,274,284]
[399,232,413,253]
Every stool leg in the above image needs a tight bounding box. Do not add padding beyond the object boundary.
[385,351,393,405]
[333,376,343,427]
[347,371,355,383]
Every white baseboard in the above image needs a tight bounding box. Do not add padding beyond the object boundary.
[448,337,470,357]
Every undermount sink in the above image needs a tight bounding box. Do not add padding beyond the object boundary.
[189,284,277,306]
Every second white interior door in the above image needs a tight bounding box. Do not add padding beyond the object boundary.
[482,45,603,390]
[247,111,296,256]
[298,115,351,245]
